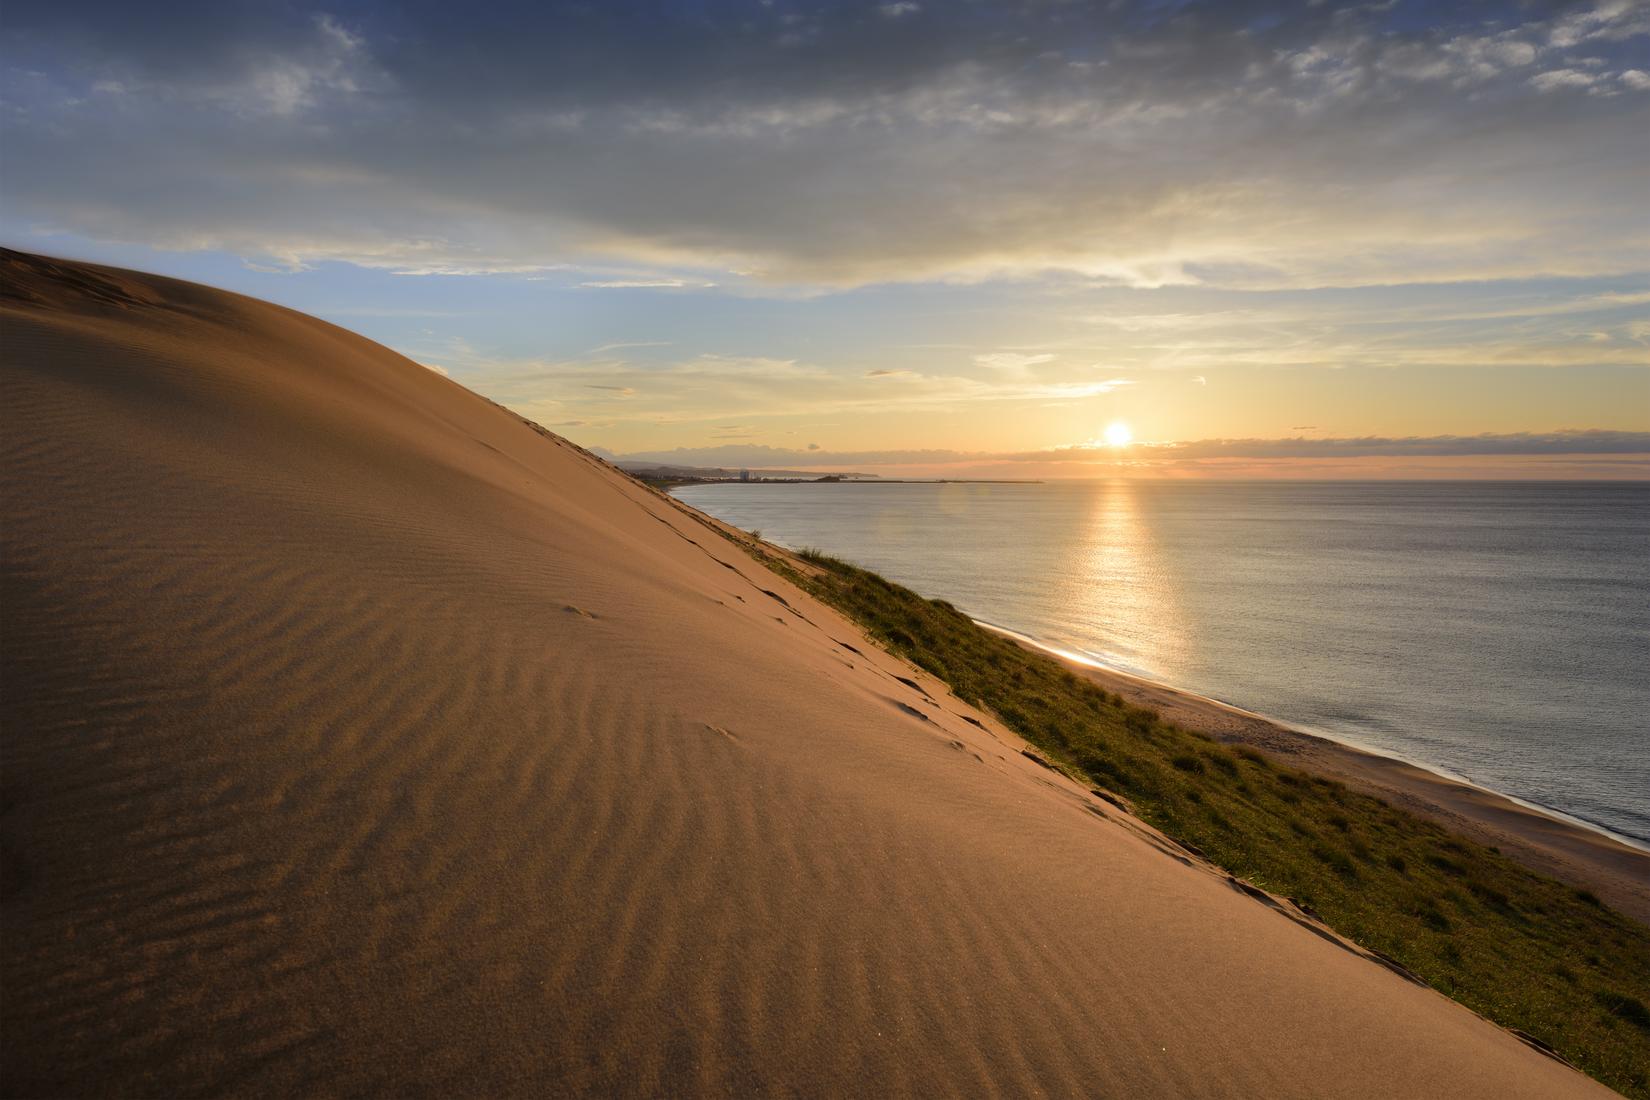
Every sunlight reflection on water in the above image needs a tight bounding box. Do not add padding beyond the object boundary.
[1062,480,1186,675]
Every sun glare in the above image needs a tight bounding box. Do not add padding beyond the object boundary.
[1103,421,1133,448]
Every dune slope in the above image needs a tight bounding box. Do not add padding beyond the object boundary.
[0,250,1610,1097]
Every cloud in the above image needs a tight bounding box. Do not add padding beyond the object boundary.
[3,1,1646,289]
[360,272,1647,461]
[433,338,1149,432]
[578,279,715,289]
[1530,68,1598,92]
[606,431,1650,471]
[587,340,671,355]
[1034,430,1650,461]
[975,352,1056,374]
[38,11,384,118]
[1036,379,1134,399]
[1548,1,1650,50]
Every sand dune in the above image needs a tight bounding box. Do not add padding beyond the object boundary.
[0,249,1610,1097]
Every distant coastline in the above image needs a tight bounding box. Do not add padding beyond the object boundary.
[635,471,1042,489]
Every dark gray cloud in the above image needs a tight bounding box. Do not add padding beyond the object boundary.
[3,1,1647,285]
[1100,429,1650,460]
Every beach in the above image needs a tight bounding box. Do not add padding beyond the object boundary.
[980,623,1650,924]
[0,250,1626,1097]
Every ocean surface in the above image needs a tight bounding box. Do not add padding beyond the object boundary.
[674,480,1650,844]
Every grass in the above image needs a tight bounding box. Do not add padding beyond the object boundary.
[774,545,1650,1096]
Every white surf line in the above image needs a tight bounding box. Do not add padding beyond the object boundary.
[974,618,1650,856]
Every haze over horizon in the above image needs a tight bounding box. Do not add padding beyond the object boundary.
[3,0,1647,477]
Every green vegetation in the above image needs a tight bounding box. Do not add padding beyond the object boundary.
[781,546,1650,1096]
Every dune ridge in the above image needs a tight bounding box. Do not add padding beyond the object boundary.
[0,250,1610,1096]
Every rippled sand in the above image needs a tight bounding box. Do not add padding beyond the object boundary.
[0,250,1609,1097]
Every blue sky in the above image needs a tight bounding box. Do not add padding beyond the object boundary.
[4,0,1647,475]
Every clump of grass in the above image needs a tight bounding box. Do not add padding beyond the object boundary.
[1427,854,1467,877]
[1204,750,1239,776]
[767,549,1650,1097]
[1597,992,1650,1032]
[1312,844,1359,879]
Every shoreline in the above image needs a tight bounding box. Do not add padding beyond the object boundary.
[978,619,1650,924]
[979,620,1649,851]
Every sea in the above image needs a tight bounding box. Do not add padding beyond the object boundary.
[673,480,1650,845]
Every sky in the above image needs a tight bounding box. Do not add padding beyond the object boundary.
[3,0,1647,477]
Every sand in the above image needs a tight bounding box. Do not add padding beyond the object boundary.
[983,628,1650,926]
[0,249,1613,1097]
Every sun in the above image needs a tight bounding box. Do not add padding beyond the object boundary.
[1103,420,1133,448]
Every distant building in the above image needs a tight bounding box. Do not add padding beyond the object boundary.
[739,468,751,482]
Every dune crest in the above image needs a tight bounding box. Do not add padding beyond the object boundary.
[0,250,1608,1096]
